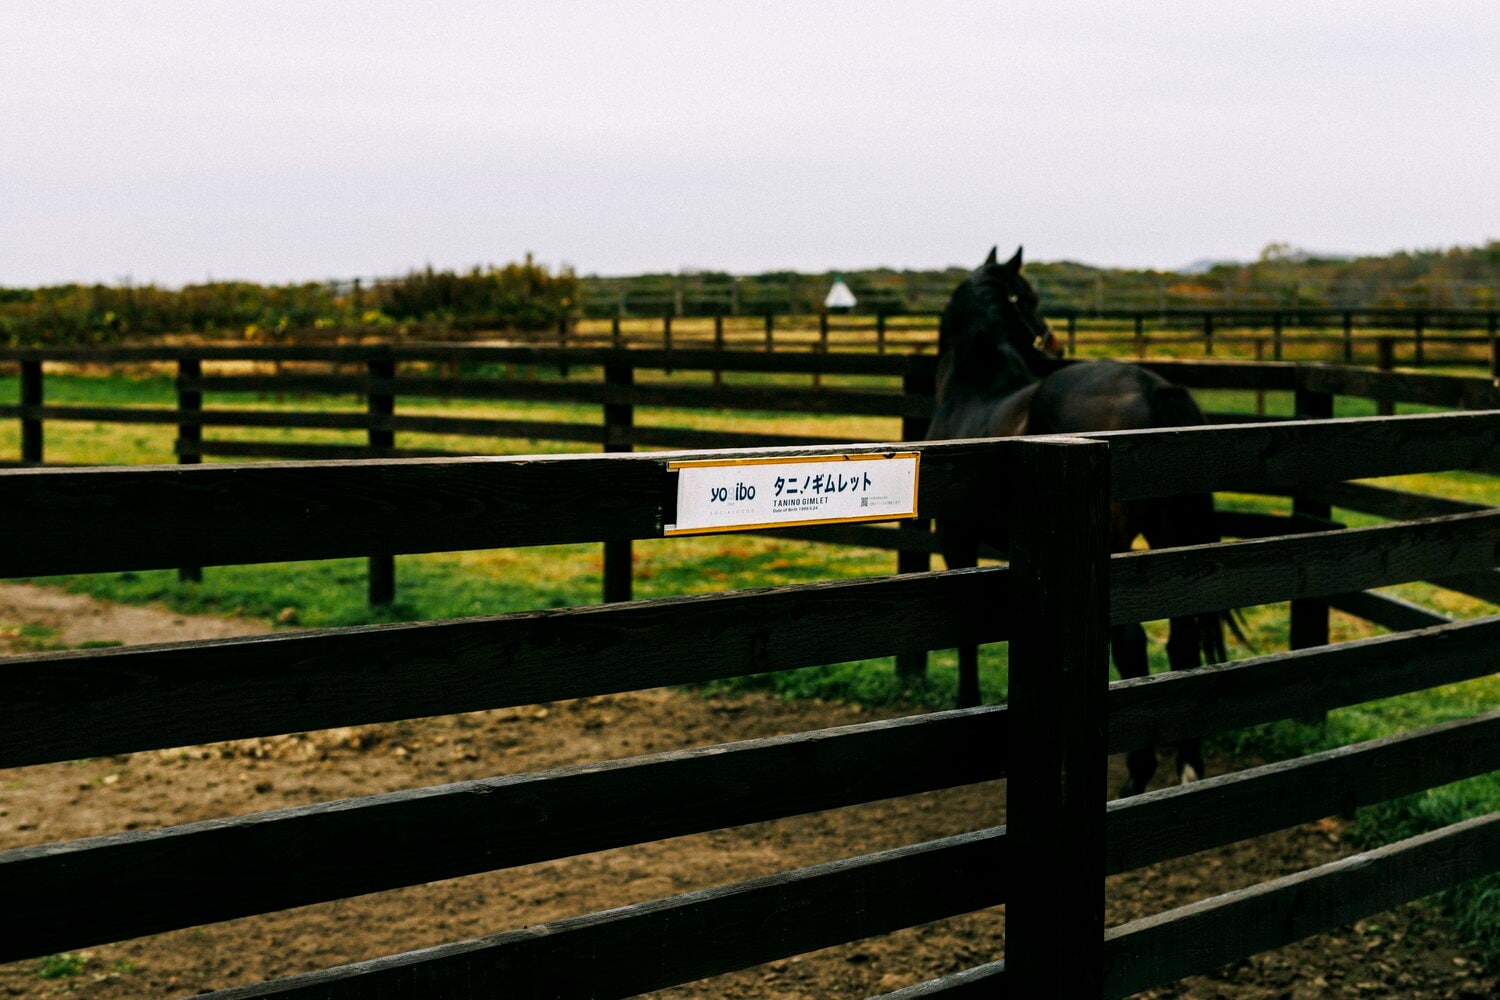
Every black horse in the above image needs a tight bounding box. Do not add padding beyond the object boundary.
[928,246,1227,795]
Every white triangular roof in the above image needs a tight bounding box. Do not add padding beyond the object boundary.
[824,279,857,309]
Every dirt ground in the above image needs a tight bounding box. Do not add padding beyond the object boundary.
[1,585,1496,999]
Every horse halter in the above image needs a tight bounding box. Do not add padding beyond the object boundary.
[997,284,1056,355]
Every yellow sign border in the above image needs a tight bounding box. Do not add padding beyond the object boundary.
[668,451,920,471]
[664,452,921,536]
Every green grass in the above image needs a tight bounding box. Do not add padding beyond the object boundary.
[32,952,136,983]
[0,621,122,654]
[35,953,89,980]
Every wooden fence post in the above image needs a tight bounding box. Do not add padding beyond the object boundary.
[1006,437,1110,995]
[1253,339,1266,416]
[764,313,775,353]
[602,363,635,603]
[557,318,571,377]
[1067,313,1078,356]
[1272,311,1284,361]
[662,314,673,375]
[876,311,887,355]
[1489,312,1499,385]
[367,358,396,606]
[1291,382,1334,651]
[1413,312,1425,368]
[1291,379,1335,727]
[1377,337,1395,416]
[713,314,725,387]
[19,359,42,465]
[814,312,829,390]
[896,368,934,680]
[1202,311,1214,356]
[1343,311,1355,363]
[176,358,203,583]
[1133,314,1145,358]
[611,314,623,349]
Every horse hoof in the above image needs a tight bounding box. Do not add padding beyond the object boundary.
[1179,763,1201,784]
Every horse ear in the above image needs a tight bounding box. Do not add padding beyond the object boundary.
[1004,246,1023,272]
[983,246,998,267]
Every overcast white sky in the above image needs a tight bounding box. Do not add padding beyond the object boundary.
[2,2,1497,286]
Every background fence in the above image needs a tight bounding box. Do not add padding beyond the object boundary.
[16,306,1498,371]
[541,308,1500,372]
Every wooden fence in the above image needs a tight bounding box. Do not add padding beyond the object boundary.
[81,307,1497,367]
[546,308,1500,369]
[3,404,1499,995]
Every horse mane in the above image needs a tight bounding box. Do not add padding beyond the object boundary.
[938,263,1002,359]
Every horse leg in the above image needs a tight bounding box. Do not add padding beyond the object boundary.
[938,520,983,709]
[953,549,981,709]
[957,644,981,709]
[1145,496,1219,785]
[1166,615,1207,783]
[1112,621,1156,796]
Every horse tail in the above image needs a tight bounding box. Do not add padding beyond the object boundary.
[1224,608,1256,653]
[1184,487,1232,667]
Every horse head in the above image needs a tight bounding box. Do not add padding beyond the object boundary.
[938,247,1059,389]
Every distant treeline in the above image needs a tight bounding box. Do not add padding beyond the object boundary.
[0,257,580,347]
[3,243,1497,347]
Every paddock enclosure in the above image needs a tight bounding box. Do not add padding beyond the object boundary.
[3,345,1500,996]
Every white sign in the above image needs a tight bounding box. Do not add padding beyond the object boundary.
[665,452,920,536]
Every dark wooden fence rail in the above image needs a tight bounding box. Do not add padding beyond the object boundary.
[3,410,1499,995]
[7,344,1496,459]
